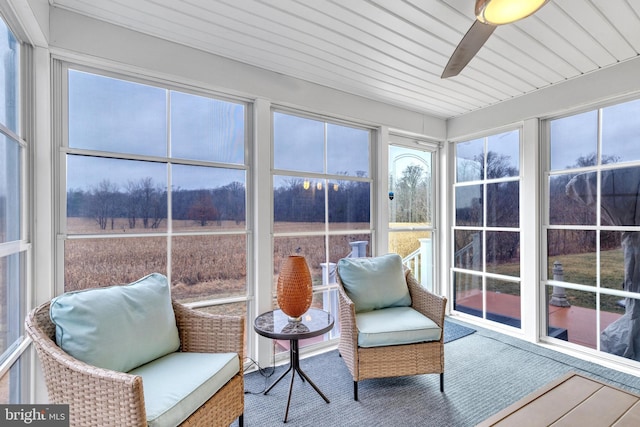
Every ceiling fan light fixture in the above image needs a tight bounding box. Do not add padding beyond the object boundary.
[475,0,548,25]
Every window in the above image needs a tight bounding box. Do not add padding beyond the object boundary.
[0,15,26,404]
[388,136,438,291]
[545,98,640,361]
[61,66,249,316]
[272,110,372,349]
[452,130,521,328]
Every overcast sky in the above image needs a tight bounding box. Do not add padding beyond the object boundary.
[66,70,640,192]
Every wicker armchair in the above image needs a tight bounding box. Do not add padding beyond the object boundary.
[25,300,245,427]
[337,265,447,401]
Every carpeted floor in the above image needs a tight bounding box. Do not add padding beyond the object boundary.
[243,318,640,426]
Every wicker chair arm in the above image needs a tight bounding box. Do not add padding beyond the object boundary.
[406,272,447,329]
[25,308,147,426]
[172,301,245,358]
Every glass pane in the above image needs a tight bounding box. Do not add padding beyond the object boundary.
[455,184,483,226]
[547,286,597,349]
[69,70,167,156]
[67,155,167,234]
[389,231,433,290]
[487,130,519,178]
[549,173,597,226]
[486,277,520,328]
[172,235,246,302]
[273,236,326,298]
[0,135,20,243]
[170,91,245,164]
[327,123,369,177]
[600,166,640,226]
[486,181,519,227]
[486,231,520,277]
[549,110,598,171]
[389,145,432,226]
[453,271,482,318]
[0,19,19,133]
[172,164,245,231]
[273,175,325,233]
[0,359,21,404]
[329,234,371,263]
[602,98,640,164]
[273,112,323,173]
[547,229,597,286]
[0,254,22,356]
[600,231,624,291]
[389,230,432,259]
[454,230,483,271]
[456,138,483,182]
[64,237,167,292]
[600,294,635,360]
[328,179,370,231]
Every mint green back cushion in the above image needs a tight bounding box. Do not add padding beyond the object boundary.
[50,273,180,372]
[337,254,411,313]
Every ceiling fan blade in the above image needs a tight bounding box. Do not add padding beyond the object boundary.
[441,20,497,79]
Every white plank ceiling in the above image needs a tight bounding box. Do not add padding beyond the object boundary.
[50,0,640,119]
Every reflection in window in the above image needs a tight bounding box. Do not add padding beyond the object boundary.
[455,185,483,227]
[546,96,640,362]
[0,17,24,405]
[0,135,21,243]
[0,21,19,133]
[453,130,521,328]
[456,138,483,182]
[602,98,640,164]
[550,110,598,171]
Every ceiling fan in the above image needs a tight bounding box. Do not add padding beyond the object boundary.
[441,0,549,78]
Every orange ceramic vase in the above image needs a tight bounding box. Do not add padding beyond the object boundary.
[277,255,313,321]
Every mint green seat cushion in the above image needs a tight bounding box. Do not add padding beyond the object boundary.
[337,253,411,313]
[356,306,441,348]
[50,273,180,373]
[129,352,239,427]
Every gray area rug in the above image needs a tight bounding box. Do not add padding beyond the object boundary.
[243,318,640,426]
[443,320,475,343]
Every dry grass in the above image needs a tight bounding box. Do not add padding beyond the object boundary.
[64,218,374,302]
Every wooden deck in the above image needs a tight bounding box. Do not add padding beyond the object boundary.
[456,291,623,349]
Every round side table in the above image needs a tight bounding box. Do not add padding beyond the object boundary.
[254,308,334,423]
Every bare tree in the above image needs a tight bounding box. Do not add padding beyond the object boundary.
[188,193,219,226]
[90,179,119,230]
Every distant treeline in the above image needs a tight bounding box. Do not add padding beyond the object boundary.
[67,177,371,229]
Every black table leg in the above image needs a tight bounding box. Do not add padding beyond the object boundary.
[264,339,330,423]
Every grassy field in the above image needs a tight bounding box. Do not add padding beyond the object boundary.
[64,218,628,314]
[476,248,626,313]
[65,218,381,304]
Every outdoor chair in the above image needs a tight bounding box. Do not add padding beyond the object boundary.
[336,253,447,401]
[25,273,244,427]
